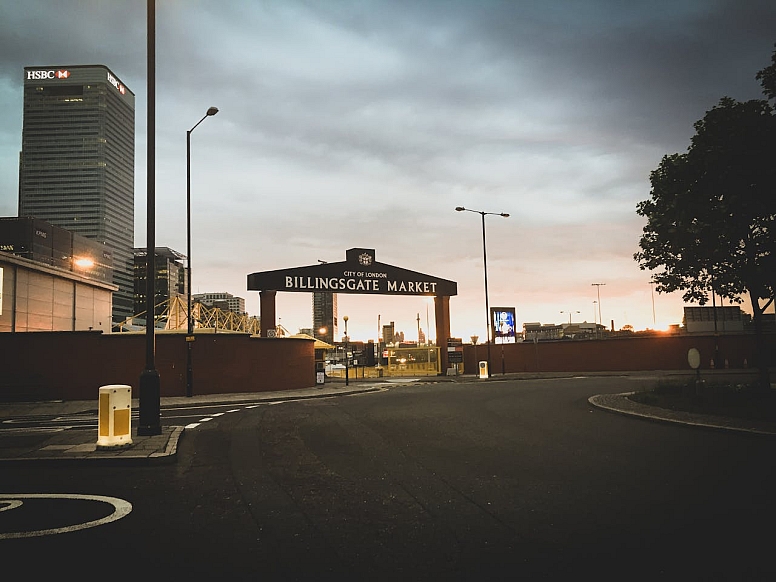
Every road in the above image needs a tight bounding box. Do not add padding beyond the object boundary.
[2,376,774,579]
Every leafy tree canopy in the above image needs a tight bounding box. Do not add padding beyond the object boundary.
[635,47,776,324]
[756,42,776,100]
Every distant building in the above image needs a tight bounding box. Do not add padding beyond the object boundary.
[683,306,745,333]
[193,292,246,315]
[561,321,600,339]
[0,220,117,332]
[0,217,112,284]
[19,65,135,324]
[313,292,337,345]
[133,247,187,320]
[523,322,563,341]
[382,321,396,344]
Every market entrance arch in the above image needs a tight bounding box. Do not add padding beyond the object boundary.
[247,248,458,374]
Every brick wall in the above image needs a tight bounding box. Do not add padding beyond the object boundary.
[0,331,315,401]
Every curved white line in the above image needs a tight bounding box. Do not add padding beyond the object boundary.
[0,500,23,512]
[0,494,132,539]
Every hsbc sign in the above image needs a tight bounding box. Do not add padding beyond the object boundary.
[107,71,125,95]
[26,69,70,80]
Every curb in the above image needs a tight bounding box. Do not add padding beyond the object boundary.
[589,392,776,437]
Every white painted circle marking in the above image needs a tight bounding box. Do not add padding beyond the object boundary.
[0,494,132,539]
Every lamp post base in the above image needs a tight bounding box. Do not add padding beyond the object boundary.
[138,368,161,436]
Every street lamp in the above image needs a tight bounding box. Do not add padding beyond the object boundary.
[649,282,656,326]
[592,283,605,337]
[139,0,161,436]
[343,315,349,386]
[186,106,219,398]
[455,206,509,378]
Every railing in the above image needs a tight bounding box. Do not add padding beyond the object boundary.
[112,295,260,335]
[326,347,441,378]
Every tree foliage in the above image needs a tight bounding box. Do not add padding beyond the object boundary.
[756,42,776,100]
[635,45,776,385]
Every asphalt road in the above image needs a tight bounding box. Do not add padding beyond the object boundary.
[2,375,774,580]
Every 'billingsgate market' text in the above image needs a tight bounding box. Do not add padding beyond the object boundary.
[285,275,438,293]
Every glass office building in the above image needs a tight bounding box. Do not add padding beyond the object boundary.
[18,65,135,325]
[313,292,337,345]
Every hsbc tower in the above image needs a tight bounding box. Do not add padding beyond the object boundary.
[19,65,135,325]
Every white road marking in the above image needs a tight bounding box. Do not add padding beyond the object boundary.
[0,494,132,539]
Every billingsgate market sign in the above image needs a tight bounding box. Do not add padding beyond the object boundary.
[247,248,457,297]
[247,248,458,373]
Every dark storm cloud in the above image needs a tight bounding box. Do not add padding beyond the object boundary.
[143,0,776,201]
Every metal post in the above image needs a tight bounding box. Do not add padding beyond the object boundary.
[186,128,193,397]
[592,283,605,338]
[650,282,656,326]
[138,0,161,436]
[344,315,349,386]
[455,207,509,379]
[185,106,218,397]
[480,212,491,378]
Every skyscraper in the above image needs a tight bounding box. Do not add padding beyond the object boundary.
[313,292,337,345]
[133,247,187,320]
[18,65,135,324]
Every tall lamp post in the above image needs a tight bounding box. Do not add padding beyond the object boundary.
[139,0,160,436]
[343,315,349,386]
[186,106,219,398]
[455,206,509,378]
[592,283,605,338]
[649,282,656,327]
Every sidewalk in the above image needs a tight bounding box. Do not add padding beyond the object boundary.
[0,382,388,465]
[2,372,774,465]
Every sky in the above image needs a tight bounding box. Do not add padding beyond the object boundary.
[1,0,774,343]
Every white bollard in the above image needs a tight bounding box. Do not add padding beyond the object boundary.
[97,385,133,448]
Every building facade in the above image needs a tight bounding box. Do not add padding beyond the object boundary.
[683,306,745,333]
[0,217,112,284]
[0,250,116,333]
[133,247,187,321]
[18,65,135,325]
[313,292,338,345]
[193,292,246,315]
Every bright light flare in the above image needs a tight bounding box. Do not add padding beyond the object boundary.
[73,257,95,269]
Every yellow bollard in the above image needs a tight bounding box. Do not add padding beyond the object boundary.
[97,385,133,449]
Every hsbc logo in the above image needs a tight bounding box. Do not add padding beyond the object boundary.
[26,69,70,80]
[107,71,125,95]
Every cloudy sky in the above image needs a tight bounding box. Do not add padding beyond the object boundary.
[1,0,774,342]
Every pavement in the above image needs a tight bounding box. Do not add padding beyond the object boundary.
[1,371,774,465]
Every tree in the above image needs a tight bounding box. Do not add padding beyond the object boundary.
[756,42,776,100]
[635,47,776,389]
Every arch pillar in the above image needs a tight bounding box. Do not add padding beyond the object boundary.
[259,290,277,337]
[434,295,451,373]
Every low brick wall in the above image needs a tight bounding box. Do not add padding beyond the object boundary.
[0,331,315,401]
[462,333,776,375]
